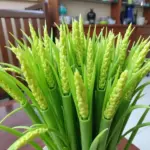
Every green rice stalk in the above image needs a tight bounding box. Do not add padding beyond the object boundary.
[99,32,114,89]
[74,69,88,119]
[133,41,150,73]
[93,89,105,136]
[90,128,108,150]
[80,119,92,150]
[108,63,150,150]
[0,69,54,149]
[107,100,129,150]
[0,70,26,105]
[79,15,85,52]
[10,46,63,148]
[41,108,65,149]
[124,61,150,102]
[62,94,77,150]
[23,102,55,149]
[98,117,112,150]
[118,24,132,71]
[60,53,70,95]
[87,39,94,89]
[13,48,48,110]
[74,69,92,150]
[72,21,82,66]
[104,70,128,119]
[0,125,42,150]
[98,71,128,150]
[49,87,64,133]
[38,37,55,89]
[59,25,67,56]
[8,126,48,150]
[132,37,149,62]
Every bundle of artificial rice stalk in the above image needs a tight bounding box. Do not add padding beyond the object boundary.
[0,16,150,150]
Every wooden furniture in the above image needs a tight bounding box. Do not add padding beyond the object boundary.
[0,0,51,99]
[50,0,150,46]
[0,100,139,150]
[25,2,43,10]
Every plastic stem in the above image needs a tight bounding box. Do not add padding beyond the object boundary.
[62,94,77,150]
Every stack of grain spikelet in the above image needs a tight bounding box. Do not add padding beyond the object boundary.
[0,16,150,150]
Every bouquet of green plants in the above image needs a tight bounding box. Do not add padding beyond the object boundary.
[0,17,150,150]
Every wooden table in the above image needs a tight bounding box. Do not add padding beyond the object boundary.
[0,101,139,150]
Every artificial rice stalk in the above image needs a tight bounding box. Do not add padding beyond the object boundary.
[112,88,146,149]
[0,70,53,149]
[62,94,77,150]
[94,89,105,136]
[107,100,129,150]
[90,128,108,150]
[0,125,41,150]
[1,19,150,150]
[79,116,92,150]
[98,117,112,150]
[49,87,63,129]
[8,126,48,150]
[100,70,128,150]
[20,101,55,150]
[58,32,78,150]
[74,69,92,150]
[41,108,65,149]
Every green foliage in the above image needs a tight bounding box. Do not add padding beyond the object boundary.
[0,19,150,150]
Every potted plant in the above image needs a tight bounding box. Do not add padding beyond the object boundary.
[0,16,150,150]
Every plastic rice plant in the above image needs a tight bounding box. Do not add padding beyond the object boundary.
[0,17,150,150]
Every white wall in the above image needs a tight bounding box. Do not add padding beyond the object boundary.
[0,1,37,10]
[60,0,111,21]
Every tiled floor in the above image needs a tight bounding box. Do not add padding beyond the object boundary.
[123,76,150,150]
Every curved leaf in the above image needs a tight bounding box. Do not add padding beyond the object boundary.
[0,107,23,124]
[121,122,150,138]
[107,105,150,145]
[124,107,149,150]
[90,128,108,150]
[0,125,40,150]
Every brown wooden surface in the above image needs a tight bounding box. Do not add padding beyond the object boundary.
[32,18,38,32]
[25,3,43,10]
[48,0,59,24]
[0,10,44,18]
[111,0,121,24]
[14,18,23,42]
[0,101,139,150]
[5,18,19,66]
[0,19,9,63]
[0,1,50,98]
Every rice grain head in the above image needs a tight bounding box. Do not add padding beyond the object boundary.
[38,38,55,88]
[8,127,48,150]
[72,21,82,66]
[79,15,84,51]
[118,24,132,69]
[124,62,150,101]
[14,47,48,110]
[74,69,88,119]
[87,39,94,89]
[99,32,114,89]
[132,38,149,61]
[133,41,150,73]
[0,72,25,104]
[104,70,128,120]
[59,25,67,56]
[60,54,70,95]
